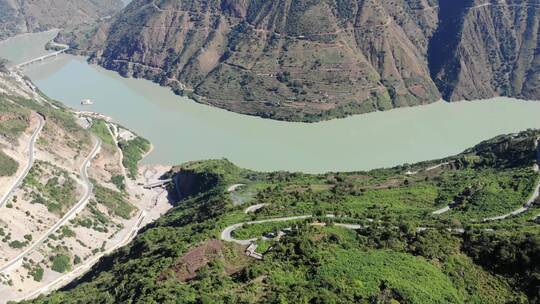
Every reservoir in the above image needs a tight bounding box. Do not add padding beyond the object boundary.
[3,32,540,173]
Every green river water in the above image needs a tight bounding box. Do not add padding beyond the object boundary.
[2,31,540,173]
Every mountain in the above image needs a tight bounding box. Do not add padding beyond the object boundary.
[61,0,540,122]
[0,0,124,40]
[20,130,540,303]
[0,65,169,302]
[430,0,540,102]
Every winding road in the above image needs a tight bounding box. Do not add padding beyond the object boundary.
[483,180,540,222]
[18,210,146,301]
[222,203,367,245]
[244,203,267,214]
[432,205,451,215]
[224,170,540,246]
[0,137,102,274]
[221,204,471,247]
[221,215,313,245]
[0,113,45,208]
[227,184,245,192]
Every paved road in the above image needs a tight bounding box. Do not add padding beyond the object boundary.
[221,215,313,245]
[0,113,45,208]
[221,208,469,247]
[227,184,245,192]
[425,162,450,172]
[432,179,540,219]
[244,203,267,214]
[0,137,101,274]
[220,212,370,245]
[19,210,145,301]
[405,162,450,176]
[483,180,540,222]
[432,206,451,215]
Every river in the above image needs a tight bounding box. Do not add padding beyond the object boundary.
[2,31,540,173]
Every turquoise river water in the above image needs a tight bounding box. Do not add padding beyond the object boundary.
[2,31,540,173]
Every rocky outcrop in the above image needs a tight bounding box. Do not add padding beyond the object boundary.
[0,0,123,40]
[70,0,540,122]
[172,169,220,201]
[432,0,540,102]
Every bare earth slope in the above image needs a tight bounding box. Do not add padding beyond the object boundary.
[0,67,172,303]
[67,0,540,122]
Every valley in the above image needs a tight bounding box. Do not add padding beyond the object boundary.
[4,32,540,173]
[1,1,540,302]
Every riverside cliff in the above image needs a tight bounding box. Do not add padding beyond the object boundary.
[64,0,540,122]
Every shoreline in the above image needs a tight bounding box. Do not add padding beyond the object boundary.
[9,32,540,174]
[0,29,60,45]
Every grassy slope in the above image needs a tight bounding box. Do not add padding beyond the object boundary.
[0,97,30,141]
[119,136,151,179]
[0,150,18,176]
[92,182,135,219]
[89,120,114,146]
[23,161,78,216]
[22,130,540,304]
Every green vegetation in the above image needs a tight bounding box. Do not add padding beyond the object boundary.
[72,200,111,233]
[58,226,75,239]
[89,120,114,146]
[232,220,304,240]
[119,136,151,179]
[93,182,135,219]
[8,239,27,249]
[0,97,30,141]
[317,249,461,302]
[0,150,18,176]
[12,94,92,149]
[22,131,540,303]
[51,254,71,273]
[24,161,78,215]
[29,265,44,282]
[110,174,125,191]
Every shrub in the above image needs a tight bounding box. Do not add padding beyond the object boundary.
[51,254,71,273]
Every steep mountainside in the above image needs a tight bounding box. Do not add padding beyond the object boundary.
[69,0,442,121]
[432,0,540,102]
[0,0,123,40]
[65,0,540,122]
[21,131,540,303]
[0,67,171,302]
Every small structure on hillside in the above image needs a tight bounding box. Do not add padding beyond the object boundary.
[245,243,263,260]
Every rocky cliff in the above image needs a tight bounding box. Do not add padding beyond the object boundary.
[69,0,540,121]
[0,0,123,40]
[432,0,540,102]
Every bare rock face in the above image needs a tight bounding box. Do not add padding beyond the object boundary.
[431,0,540,102]
[72,0,540,122]
[0,0,123,40]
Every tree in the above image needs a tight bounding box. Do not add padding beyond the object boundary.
[51,254,71,273]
